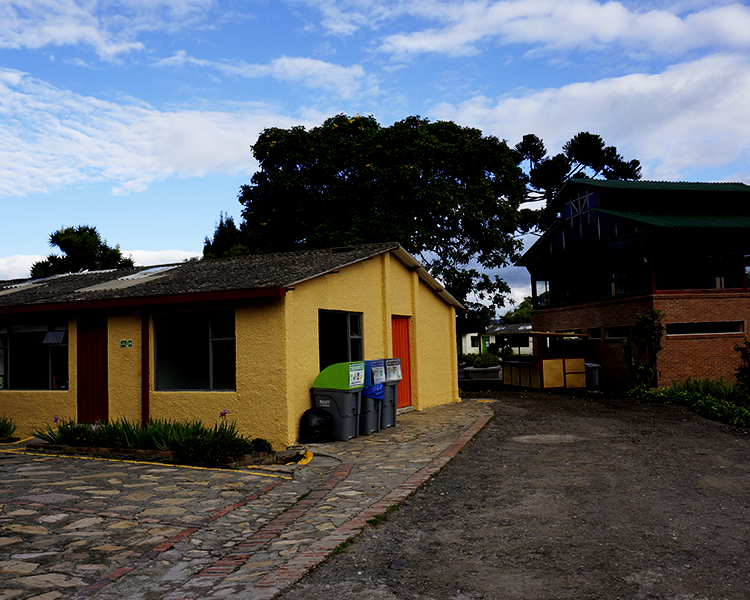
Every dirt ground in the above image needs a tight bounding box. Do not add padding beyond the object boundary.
[279,389,750,600]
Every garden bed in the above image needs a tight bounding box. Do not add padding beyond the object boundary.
[25,442,276,467]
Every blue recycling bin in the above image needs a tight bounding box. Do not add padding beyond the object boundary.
[311,362,365,441]
[359,360,386,435]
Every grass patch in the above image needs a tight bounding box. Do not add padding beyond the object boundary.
[32,416,272,468]
[330,536,357,555]
[366,504,399,527]
[628,378,750,428]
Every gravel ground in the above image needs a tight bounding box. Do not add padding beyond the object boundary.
[279,389,750,600]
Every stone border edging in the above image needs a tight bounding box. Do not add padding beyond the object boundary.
[251,412,494,598]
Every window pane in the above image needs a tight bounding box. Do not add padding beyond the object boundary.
[210,311,235,339]
[9,330,48,389]
[211,339,236,390]
[155,313,210,390]
[349,313,362,337]
[319,310,349,370]
[50,345,68,389]
[350,337,363,362]
[319,310,363,370]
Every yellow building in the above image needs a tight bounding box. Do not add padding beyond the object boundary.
[0,243,462,449]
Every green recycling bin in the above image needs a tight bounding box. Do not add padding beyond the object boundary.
[311,361,365,441]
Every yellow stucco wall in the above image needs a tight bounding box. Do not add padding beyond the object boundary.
[107,314,142,423]
[0,319,77,438]
[279,252,460,447]
[1,250,460,449]
[148,298,291,447]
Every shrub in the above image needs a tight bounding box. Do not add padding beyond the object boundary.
[734,338,750,389]
[33,415,272,468]
[473,353,500,368]
[0,416,17,439]
[623,309,665,387]
[627,377,750,428]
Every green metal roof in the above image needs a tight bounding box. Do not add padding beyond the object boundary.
[597,209,750,228]
[569,177,750,193]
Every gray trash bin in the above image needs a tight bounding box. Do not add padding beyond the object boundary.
[381,358,402,429]
[312,388,361,441]
[311,361,365,442]
[359,384,383,435]
[584,362,601,390]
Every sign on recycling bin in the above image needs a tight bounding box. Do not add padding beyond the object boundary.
[370,359,386,384]
[386,358,402,381]
[349,362,365,388]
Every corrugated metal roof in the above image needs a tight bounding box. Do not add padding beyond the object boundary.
[569,178,750,193]
[597,209,750,228]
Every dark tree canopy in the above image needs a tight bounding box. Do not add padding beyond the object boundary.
[30,225,134,279]
[205,114,526,317]
[515,132,642,207]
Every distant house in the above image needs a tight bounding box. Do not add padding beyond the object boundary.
[521,178,750,386]
[458,323,533,356]
[0,243,462,448]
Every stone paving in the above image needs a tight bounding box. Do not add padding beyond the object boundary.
[0,400,493,600]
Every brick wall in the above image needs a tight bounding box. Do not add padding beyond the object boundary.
[653,293,750,386]
[532,292,750,387]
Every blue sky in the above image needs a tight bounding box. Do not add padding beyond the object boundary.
[2,0,750,306]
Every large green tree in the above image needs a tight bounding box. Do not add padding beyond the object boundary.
[30,225,134,279]
[205,114,526,320]
[515,132,641,230]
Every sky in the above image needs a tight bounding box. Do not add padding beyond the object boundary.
[2,0,750,307]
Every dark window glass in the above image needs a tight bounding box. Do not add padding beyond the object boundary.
[319,310,363,371]
[666,321,743,335]
[155,311,235,391]
[605,326,630,339]
[1,325,68,390]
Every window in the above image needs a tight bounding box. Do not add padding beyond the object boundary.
[0,324,68,390]
[535,280,550,307]
[666,321,743,336]
[564,190,595,237]
[604,326,630,339]
[155,311,235,391]
[318,310,363,371]
[588,327,602,339]
[470,336,479,348]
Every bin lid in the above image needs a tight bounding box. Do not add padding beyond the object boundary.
[313,361,365,390]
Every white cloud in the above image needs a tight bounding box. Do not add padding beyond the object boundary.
[0,0,213,59]
[298,0,750,58]
[0,255,44,280]
[156,51,377,99]
[430,53,750,182]
[0,68,310,197]
[0,249,201,280]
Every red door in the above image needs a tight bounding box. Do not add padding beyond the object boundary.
[391,316,412,407]
[77,318,108,423]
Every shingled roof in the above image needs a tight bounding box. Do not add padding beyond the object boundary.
[0,243,463,313]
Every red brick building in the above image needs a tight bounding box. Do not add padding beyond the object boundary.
[522,178,750,387]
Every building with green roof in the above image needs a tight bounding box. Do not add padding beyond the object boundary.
[521,177,750,387]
